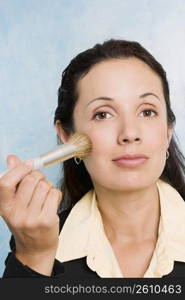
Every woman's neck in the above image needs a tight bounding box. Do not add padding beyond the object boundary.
[95,182,160,243]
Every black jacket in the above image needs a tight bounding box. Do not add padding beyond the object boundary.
[2,209,185,278]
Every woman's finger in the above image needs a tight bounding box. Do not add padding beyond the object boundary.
[0,162,33,191]
[41,188,62,221]
[7,154,22,169]
[15,171,45,210]
[0,163,33,216]
[26,179,53,214]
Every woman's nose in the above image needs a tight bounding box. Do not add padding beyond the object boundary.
[117,120,141,145]
[121,136,141,144]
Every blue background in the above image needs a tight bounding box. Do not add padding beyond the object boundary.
[0,0,185,276]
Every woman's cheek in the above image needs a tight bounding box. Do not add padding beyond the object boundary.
[83,130,113,172]
[145,121,168,148]
[89,134,111,157]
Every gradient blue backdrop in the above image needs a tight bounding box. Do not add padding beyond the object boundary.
[0,0,185,276]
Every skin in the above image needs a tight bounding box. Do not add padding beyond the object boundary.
[0,156,62,275]
[56,57,173,277]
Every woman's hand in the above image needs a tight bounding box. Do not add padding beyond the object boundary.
[0,154,62,275]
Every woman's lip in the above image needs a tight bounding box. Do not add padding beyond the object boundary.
[112,154,149,160]
[112,157,148,167]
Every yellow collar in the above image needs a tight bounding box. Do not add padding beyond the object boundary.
[156,180,185,263]
[55,179,185,277]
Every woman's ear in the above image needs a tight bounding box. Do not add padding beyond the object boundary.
[55,120,71,143]
[167,126,173,148]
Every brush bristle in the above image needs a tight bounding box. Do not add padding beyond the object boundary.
[68,132,92,158]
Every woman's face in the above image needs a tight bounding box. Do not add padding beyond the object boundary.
[73,58,173,191]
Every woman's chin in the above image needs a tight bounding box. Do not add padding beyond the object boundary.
[102,176,156,192]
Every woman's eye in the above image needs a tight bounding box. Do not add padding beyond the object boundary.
[140,109,157,117]
[93,111,112,120]
[92,109,157,120]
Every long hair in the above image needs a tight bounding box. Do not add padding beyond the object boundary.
[54,39,185,209]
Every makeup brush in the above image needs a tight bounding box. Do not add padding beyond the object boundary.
[0,133,92,178]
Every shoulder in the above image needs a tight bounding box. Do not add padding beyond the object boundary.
[61,257,99,278]
[163,261,185,277]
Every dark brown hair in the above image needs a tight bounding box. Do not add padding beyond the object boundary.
[54,39,185,209]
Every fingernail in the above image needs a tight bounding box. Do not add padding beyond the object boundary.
[7,160,14,169]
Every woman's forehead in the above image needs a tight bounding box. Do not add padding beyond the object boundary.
[77,58,164,104]
[79,57,159,79]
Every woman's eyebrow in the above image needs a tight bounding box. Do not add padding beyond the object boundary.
[86,92,160,107]
[139,92,160,101]
[86,97,113,107]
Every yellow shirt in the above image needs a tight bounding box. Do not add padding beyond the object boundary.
[56,179,185,277]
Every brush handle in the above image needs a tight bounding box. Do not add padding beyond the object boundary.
[0,142,76,179]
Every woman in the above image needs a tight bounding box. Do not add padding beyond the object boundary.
[1,39,185,278]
